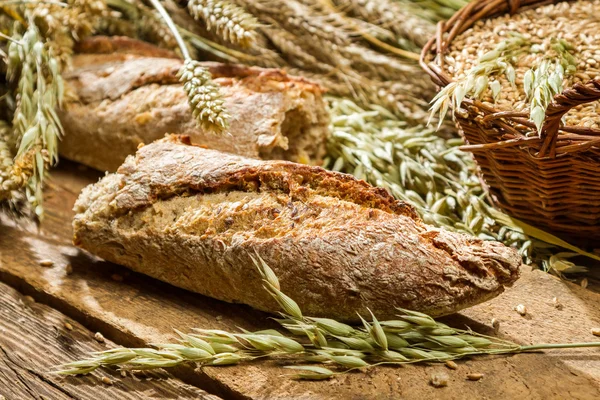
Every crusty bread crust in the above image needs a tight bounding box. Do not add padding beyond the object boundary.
[59,36,329,172]
[73,135,521,321]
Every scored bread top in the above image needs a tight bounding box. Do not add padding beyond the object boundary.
[76,135,420,222]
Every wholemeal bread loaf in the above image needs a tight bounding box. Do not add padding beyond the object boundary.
[73,135,521,321]
[58,36,329,172]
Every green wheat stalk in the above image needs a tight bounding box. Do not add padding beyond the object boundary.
[524,39,577,133]
[429,33,529,129]
[55,254,600,381]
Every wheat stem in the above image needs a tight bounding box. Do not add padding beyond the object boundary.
[146,0,229,132]
[519,343,600,352]
[146,0,190,59]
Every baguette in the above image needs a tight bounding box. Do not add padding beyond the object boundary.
[73,135,521,321]
[58,36,329,172]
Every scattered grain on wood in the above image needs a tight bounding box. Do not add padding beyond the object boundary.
[101,376,112,385]
[515,304,527,316]
[592,328,600,337]
[581,278,588,289]
[64,322,73,331]
[39,259,54,267]
[65,263,73,274]
[445,360,458,370]
[467,373,484,381]
[94,332,105,343]
[23,295,35,303]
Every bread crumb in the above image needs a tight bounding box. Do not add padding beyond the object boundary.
[39,259,54,267]
[467,373,484,381]
[592,327,600,337]
[430,372,449,388]
[445,360,458,370]
[101,376,112,385]
[64,322,73,331]
[514,304,527,316]
[94,332,105,343]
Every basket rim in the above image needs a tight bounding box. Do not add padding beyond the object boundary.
[419,0,600,158]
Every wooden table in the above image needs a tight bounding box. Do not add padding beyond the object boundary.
[0,162,599,399]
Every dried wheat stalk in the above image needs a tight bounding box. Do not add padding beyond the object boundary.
[187,0,259,47]
[3,16,64,216]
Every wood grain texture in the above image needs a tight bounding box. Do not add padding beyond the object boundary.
[0,280,221,400]
[0,162,599,399]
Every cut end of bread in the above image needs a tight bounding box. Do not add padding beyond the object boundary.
[59,36,330,172]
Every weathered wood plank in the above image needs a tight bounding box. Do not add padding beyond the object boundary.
[0,162,599,399]
[0,279,221,400]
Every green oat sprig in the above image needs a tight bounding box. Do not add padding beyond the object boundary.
[187,0,259,48]
[524,39,577,133]
[429,33,529,128]
[55,255,600,381]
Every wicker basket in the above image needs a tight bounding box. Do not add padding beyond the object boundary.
[420,0,600,244]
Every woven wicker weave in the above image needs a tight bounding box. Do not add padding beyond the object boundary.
[420,0,600,243]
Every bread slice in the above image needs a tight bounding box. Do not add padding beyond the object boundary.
[73,135,521,321]
[58,36,329,172]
